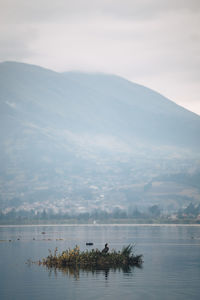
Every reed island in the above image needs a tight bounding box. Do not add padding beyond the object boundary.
[39,244,143,269]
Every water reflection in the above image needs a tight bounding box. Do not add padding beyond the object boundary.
[44,264,142,280]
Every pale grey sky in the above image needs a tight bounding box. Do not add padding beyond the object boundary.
[0,0,200,114]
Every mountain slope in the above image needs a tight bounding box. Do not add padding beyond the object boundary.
[63,71,200,148]
[0,61,200,213]
[1,61,200,149]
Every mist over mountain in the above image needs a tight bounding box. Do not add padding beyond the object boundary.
[0,61,200,216]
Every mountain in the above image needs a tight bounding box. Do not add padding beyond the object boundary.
[0,61,200,215]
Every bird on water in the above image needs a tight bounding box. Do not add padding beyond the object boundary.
[102,243,109,253]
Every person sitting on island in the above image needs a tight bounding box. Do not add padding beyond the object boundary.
[102,243,109,254]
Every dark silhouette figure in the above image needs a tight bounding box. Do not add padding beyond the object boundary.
[102,243,109,254]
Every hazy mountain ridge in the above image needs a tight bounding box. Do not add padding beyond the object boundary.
[63,71,200,148]
[0,61,200,215]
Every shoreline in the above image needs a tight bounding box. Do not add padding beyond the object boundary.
[1,223,200,227]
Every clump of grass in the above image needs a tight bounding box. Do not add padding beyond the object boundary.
[121,244,134,257]
[39,244,143,269]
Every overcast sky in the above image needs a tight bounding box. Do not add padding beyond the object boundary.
[0,0,200,115]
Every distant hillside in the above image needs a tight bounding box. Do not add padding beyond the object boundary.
[0,61,200,214]
[1,61,200,149]
[63,71,200,149]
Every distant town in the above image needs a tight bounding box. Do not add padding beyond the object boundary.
[1,202,200,225]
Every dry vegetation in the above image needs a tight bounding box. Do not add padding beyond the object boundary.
[39,245,143,270]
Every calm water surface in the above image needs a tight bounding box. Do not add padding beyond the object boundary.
[0,225,200,300]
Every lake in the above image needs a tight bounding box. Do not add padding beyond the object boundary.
[0,224,200,300]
